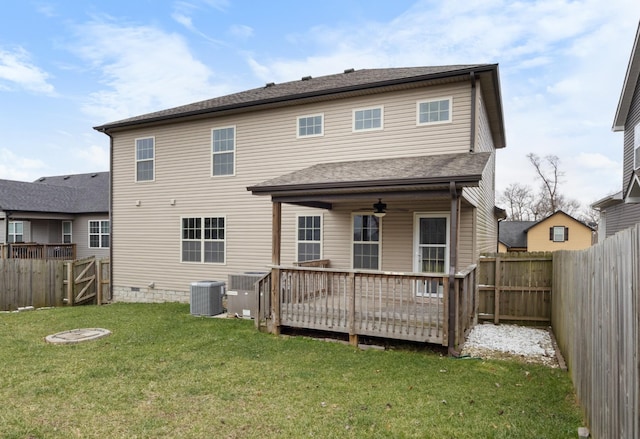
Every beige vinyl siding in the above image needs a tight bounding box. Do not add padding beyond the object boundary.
[74,214,110,259]
[110,82,476,294]
[464,86,498,257]
[30,220,62,243]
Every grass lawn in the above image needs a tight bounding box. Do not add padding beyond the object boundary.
[0,303,583,438]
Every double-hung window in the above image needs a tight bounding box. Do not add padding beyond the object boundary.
[417,97,452,125]
[634,123,640,170]
[353,106,383,131]
[89,220,109,248]
[297,215,322,262]
[352,214,380,270]
[135,137,154,181]
[8,221,23,243]
[551,226,569,242]
[212,126,235,176]
[181,217,225,263]
[62,221,72,244]
[297,114,323,138]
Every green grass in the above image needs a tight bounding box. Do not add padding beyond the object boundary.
[0,303,583,438]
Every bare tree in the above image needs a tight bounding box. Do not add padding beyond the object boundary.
[498,153,583,221]
[526,153,581,217]
[498,183,536,221]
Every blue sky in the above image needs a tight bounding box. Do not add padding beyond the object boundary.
[1,0,639,210]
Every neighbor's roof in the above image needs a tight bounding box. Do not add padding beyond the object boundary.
[614,21,640,131]
[498,221,536,249]
[94,65,506,149]
[0,172,108,214]
[248,152,490,196]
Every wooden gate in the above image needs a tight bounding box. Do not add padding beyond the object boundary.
[64,257,110,305]
[477,252,553,324]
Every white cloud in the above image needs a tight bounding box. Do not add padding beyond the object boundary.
[0,47,55,95]
[229,24,253,39]
[0,149,47,181]
[71,19,232,123]
[73,144,110,170]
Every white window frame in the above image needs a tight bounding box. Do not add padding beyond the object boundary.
[180,216,226,264]
[416,97,452,126]
[8,221,24,243]
[297,113,324,138]
[135,137,155,182]
[351,213,382,270]
[634,123,640,170]
[211,126,236,177]
[352,106,384,132]
[88,220,110,249]
[296,214,323,262]
[552,226,566,242]
[62,221,72,244]
[413,213,450,276]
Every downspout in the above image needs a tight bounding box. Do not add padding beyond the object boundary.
[469,71,477,152]
[448,181,460,356]
[104,131,114,301]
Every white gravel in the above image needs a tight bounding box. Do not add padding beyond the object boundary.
[461,323,558,367]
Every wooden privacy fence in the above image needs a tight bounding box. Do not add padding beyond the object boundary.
[0,258,65,310]
[552,223,639,439]
[477,252,553,324]
[0,257,110,311]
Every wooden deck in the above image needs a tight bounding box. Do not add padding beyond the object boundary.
[257,264,477,347]
[1,243,76,260]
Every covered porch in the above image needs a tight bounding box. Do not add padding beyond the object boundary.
[247,152,491,352]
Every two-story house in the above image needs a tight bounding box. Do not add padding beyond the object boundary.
[593,21,640,238]
[0,172,109,260]
[95,65,506,348]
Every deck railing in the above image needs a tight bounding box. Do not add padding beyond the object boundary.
[0,243,76,260]
[257,264,477,347]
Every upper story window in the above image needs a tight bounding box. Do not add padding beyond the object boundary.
[353,106,383,132]
[8,221,23,243]
[634,123,640,170]
[550,226,569,242]
[417,97,452,125]
[62,221,72,244]
[181,216,225,263]
[352,214,380,270]
[212,126,235,176]
[135,137,155,182]
[297,215,322,262]
[89,220,110,248]
[297,114,324,138]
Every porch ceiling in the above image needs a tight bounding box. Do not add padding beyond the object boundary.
[247,152,490,208]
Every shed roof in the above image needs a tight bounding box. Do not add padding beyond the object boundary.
[498,221,536,249]
[0,172,108,214]
[94,65,505,149]
[247,152,490,208]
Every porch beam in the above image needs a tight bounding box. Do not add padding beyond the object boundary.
[271,190,456,205]
[271,201,282,334]
[448,181,461,356]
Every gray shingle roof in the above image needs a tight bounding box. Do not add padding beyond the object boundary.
[498,221,536,249]
[94,65,503,139]
[0,172,108,214]
[248,152,491,193]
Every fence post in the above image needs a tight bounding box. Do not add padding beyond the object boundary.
[494,256,501,324]
[96,259,102,305]
[66,261,73,305]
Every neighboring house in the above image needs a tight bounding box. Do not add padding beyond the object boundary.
[498,211,594,252]
[592,21,640,240]
[0,172,109,259]
[94,65,506,347]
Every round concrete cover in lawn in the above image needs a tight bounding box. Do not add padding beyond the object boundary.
[45,328,111,344]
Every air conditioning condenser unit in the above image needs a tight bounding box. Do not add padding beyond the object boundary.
[190,280,225,316]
